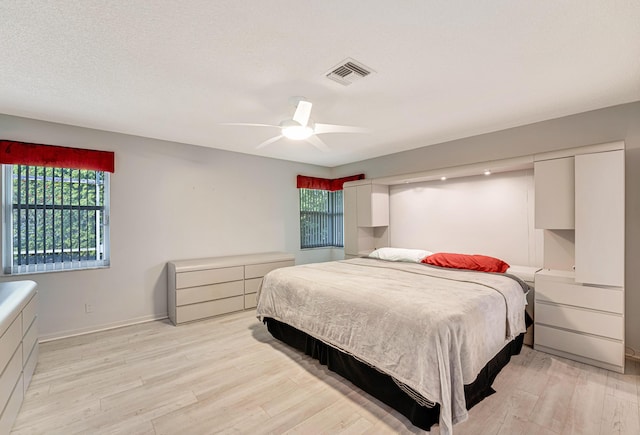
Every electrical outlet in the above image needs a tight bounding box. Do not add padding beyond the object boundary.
[85,303,94,313]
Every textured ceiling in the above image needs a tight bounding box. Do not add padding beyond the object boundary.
[1,1,639,167]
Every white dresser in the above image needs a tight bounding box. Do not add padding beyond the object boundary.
[535,270,624,372]
[0,280,38,435]
[167,252,295,325]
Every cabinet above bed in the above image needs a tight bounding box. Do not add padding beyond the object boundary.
[343,180,389,258]
[534,156,575,230]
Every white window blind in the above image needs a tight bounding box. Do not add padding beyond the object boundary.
[299,188,343,249]
[3,165,110,274]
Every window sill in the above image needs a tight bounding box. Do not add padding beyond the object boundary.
[3,264,111,277]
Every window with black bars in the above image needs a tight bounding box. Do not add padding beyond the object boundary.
[3,165,110,274]
[299,188,343,249]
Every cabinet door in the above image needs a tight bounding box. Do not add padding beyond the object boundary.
[575,150,624,287]
[534,157,575,229]
[356,184,389,227]
[343,186,358,255]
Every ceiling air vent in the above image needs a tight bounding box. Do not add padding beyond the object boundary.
[325,58,375,86]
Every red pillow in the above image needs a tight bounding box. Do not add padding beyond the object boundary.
[421,253,510,273]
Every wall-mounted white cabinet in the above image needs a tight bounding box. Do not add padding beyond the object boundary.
[534,157,575,230]
[356,184,389,227]
[575,150,624,287]
[344,181,389,257]
[533,142,625,373]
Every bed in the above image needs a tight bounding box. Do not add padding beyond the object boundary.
[256,256,528,434]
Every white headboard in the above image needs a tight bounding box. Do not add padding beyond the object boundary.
[388,169,542,267]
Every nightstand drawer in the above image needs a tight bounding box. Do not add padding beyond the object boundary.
[536,324,623,367]
[536,303,623,340]
[536,278,623,314]
[176,266,244,289]
[176,280,244,305]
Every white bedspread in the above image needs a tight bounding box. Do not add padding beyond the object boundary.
[256,258,527,434]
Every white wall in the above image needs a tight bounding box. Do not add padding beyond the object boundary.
[389,170,541,268]
[0,114,333,340]
[333,101,640,355]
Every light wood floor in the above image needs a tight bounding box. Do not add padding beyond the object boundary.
[11,310,640,434]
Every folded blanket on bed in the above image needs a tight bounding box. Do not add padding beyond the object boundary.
[256,258,527,435]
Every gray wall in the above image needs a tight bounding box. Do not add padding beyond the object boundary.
[334,101,640,354]
[2,101,638,352]
[0,115,334,339]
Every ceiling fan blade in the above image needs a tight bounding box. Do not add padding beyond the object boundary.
[220,122,279,128]
[313,123,369,135]
[304,135,330,152]
[256,135,283,149]
[292,100,312,127]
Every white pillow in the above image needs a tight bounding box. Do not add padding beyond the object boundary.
[368,247,433,263]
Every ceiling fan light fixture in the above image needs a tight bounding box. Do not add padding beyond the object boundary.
[282,125,314,140]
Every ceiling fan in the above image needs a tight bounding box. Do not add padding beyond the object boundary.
[222,97,368,151]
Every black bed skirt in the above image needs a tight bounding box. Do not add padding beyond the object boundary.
[264,318,525,431]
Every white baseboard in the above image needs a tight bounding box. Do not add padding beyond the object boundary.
[625,346,640,362]
[39,313,169,342]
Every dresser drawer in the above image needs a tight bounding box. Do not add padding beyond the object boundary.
[0,346,21,415]
[244,277,262,294]
[22,293,37,333]
[24,341,39,393]
[245,260,294,279]
[535,278,623,314]
[0,315,21,372]
[536,303,623,340]
[22,317,38,363]
[0,373,23,435]
[175,296,244,323]
[176,280,244,306]
[244,293,258,309]
[176,266,244,289]
[536,324,623,367]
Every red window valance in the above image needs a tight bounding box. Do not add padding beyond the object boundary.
[297,174,365,191]
[0,140,115,173]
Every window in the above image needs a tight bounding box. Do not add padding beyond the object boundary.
[299,188,343,248]
[2,165,110,274]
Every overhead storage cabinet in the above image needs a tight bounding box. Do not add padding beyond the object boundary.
[534,156,575,229]
[343,181,389,258]
[575,150,624,287]
[356,184,389,227]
